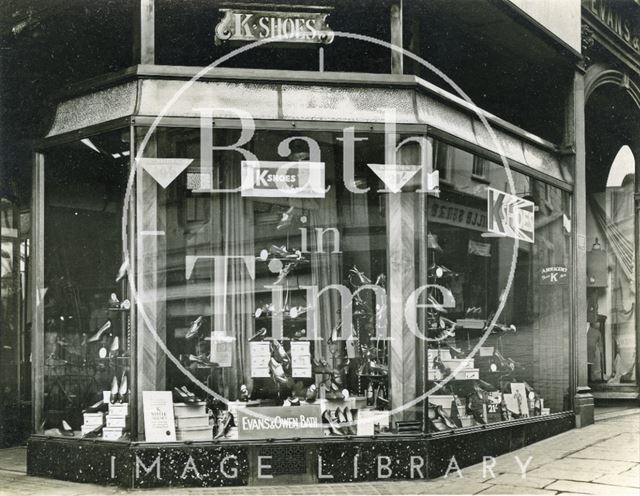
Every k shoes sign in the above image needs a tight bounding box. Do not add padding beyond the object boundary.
[215,8,335,45]
[486,187,535,243]
[241,161,326,198]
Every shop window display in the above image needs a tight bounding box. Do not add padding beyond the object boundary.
[40,130,131,439]
[423,141,572,431]
[38,127,572,443]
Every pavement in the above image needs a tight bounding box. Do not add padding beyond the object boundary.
[0,409,638,495]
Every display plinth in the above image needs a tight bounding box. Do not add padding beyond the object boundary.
[27,412,574,488]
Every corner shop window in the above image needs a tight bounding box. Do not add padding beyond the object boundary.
[424,141,571,431]
[41,130,131,439]
[134,128,572,441]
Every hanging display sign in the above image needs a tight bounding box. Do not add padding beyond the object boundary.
[486,187,535,243]
[241,161,325,198]
[215,8,335,45]
[540,265,569,286]
[427,197,487,232]
[237,405,322,439]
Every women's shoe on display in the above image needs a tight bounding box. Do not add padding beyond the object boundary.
[83,399,108,414]
[185,316,204,340]
[273,262,297,285]
[305,384,317,403]
[60,420,75,436]
[115,257,129,283]
[292,328,307,339]
[109,293,120,308]
[110,376,120,404]
[188,353,218,368]
[270,340,289,364]
[254,303,275,318]
[109,336,120,357]
[342,406,356,435]
[269,357,290,386]
[286,395,301,406]
[173,387,196,404]
[435,405,457,429]
[322,409,343,436]
[82,424,104,438]
[181,385,201,403]
[249,327,267,341]
[239,384,250,402]
[214,411,234,439]
[87,320,112,343]
[288,306,309,319]
[118,374,128,403]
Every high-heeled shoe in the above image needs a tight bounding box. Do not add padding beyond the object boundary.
[60,420,75,436]
[289,306,309,319]
[249,327,267,341]
[185,316,203,340]
[109,336,120,357]
[118,374,128,403]
[188,353,218,368]
[82,424,104,438]
[270,340,289,364]
[87,320,112,343]
[269,357,289,385]
[110,376,120,404]
[435,404,457,429]
[322,409,343,436]
[213,411,233,439]
[276,206,296,230]
[83,399,108,414]
[273,262,297,285]
[116,256,129,283]
[342,407,356,435]
[254,303,275,318]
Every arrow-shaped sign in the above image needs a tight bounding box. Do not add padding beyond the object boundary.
[367,163,421,193]
[138,158,193,189]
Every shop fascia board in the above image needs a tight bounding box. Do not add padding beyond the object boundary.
[43,65,568,185]
[583,9,640,77]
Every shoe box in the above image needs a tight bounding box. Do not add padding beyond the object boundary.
[173,401,212,441]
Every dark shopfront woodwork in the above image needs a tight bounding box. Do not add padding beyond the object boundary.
[586,0,640,55]
[26,413,574,488]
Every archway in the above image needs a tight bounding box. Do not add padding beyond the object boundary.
[584,68,640,399]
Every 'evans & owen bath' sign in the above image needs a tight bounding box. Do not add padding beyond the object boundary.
[215,8,334,45]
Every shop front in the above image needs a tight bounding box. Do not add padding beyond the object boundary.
[26,65,577,487]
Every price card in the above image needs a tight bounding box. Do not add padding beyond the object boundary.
[143,391,176,442]
[210,332,235,367]
[250,341,271,378]
[290,341,311,377]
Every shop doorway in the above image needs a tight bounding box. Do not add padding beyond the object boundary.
[585,80,640,400]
